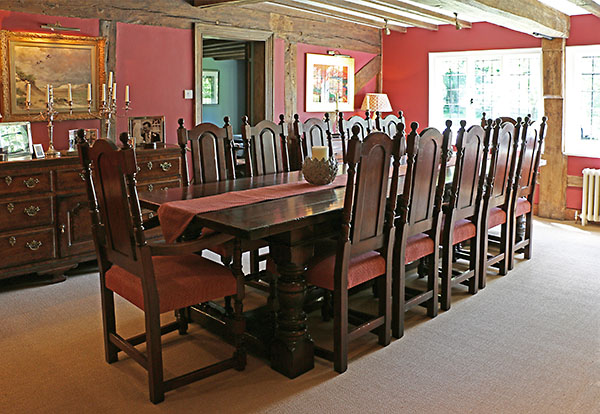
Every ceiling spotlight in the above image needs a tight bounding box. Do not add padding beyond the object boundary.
[384,19,391,36]
[454,13,462,30]
[40,22,81,32]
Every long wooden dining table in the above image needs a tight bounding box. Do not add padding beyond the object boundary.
[139,170,349,379]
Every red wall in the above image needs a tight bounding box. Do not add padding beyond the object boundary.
[383,16,600,212]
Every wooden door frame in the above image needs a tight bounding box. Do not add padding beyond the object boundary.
[194,23,274,125]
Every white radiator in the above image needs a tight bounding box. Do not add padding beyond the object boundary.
[581,168,600,226]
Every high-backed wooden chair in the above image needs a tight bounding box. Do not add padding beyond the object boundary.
[509,116,547,269]
[242,115,289,176]
[393,122,448,339]
[440,120,486,310]
[375,110,406,163]
[177,117,236,186]
[304,125,402,373]
[478,118,520,288]
[338,111,372,162]
[480,112,517,128]
[290,113,333,169]
[78,134,245,404]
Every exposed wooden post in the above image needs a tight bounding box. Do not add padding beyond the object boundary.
[538,38,567,220]
[99,19,117,141]
[284,40,297,122]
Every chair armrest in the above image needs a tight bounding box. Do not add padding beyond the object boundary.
[148,232,235,256]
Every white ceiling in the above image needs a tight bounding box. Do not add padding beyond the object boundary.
[537,0,590,15]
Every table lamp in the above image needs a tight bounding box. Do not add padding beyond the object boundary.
[361,93,392,118]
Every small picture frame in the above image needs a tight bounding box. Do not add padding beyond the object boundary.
[202,69,219,105]
[128,116,165,147]
[33,143,45,159]
[68,128,99,151]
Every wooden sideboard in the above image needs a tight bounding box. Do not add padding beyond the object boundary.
[0,145,182,281]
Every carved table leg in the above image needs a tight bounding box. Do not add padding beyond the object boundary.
[269,228,315,378]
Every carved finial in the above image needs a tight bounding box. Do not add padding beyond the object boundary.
[486,118,493,128]
[410,122,418,134]
[516,116,523,125]
[75,129,86,145]
[294,113,300,122]
[338,112,344,121]
[279,113,285,123]
[119,132,130,149]
[223,116,230,127]
[398,110,404,119]
[351,124,361,137]
[445,119,452,129]
[324,112,330,122]
[460,120,467,129]
[178,118,184,129]
[242,115,249,126]
[495,118,502,128]
[365,109,370,120]
[375,110,381,118]
[542,115,547,123]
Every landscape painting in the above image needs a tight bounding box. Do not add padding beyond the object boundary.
[0,30,106,121]
[306,53,354,113]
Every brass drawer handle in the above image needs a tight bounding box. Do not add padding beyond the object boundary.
[147,161,153,170]
[5,176,12,186]
[79,172,86,181]
[7,203,14,213]
[160,162,172,172]
[161,186,169,191]
[24,177,40,188]
[24,205,40,217]
[8,236,16,247]
[136,166,141,173]
[26,240,42,251]
[147,184,154,192]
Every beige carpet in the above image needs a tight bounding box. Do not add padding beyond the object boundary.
[1,218,599,413]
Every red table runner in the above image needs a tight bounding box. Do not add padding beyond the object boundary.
[158,174,347,243]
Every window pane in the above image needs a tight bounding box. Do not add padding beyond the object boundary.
[440,58,467,125]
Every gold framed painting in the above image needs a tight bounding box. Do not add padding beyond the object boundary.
[0,30,106,121]
[305,53,355,113]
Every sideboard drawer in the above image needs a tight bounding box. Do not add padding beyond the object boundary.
[136,157,180,182]
[0,172,52,196]
[137,179,181,194]
[57,169,87,191]
[0,197,53,231]
[0,227,56,269]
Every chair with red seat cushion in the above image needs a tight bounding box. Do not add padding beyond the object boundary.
[393,122,449,339]
[440,120,487,311]
[478,118,521,288]
[304,124,402,373]
[508,116,547,269]
[79,134,246,404]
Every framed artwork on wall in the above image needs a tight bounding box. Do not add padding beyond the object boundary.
[128,116,165,147]
[0,30,106,121]
[202,69,219,105]
[0,121,33,159]
[305,53,355,113]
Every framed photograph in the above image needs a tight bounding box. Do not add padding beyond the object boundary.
[202,69,219,105]
[68,128,98,150]
[305,53,355,112]
[0,30,106,121]
[128,116,165,146]
[33,143,45,159]
[0,121,33,159]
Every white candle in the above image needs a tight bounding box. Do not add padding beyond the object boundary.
[312,146,328,161]
[102,84,106,102]
[46,84,50,103]
[125,85,130,102]
[87,84,91,101]
[26,83,31,102]
[68,83,72,101]
[108,71,113,87]
[112,83,117,100]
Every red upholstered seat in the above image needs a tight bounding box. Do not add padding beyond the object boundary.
[515,197,531,217]
[405,233,435,264]
[305,250,385,291]
[453,219,477,245]
[106,255,236,314]
[488,207,507,229]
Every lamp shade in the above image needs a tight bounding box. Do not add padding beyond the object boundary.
[360,93,392,112]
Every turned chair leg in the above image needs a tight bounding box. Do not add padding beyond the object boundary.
[101,286,119,364]
[392,253,406,339]
[175,308,188,335]
[378,275,391,346]
[441,242,453,311]
[499,222,509,276]
[145,307,165,404]
[333,289,348,373]
[427,252,439,318]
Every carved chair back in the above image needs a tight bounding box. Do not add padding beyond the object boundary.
[340,125,401,258]
[513,116,547,201]
[242,115,289,176]
[375,110,405,137]
[480,112,517,128]
[178,118,236,185]
[448,121,487,222]
[338,111,372,162]
[290,113,333,169]
[398,123,448,238]
[483,119,518,210]
[78,134,148,275]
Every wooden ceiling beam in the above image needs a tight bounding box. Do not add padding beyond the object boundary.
[563,0,600,18]
[271,0,407,32]
[370,0,472,28]
[305,0,438,30]
[192,0,264,7]
[414,0,569,38]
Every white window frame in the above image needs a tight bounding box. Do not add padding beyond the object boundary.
[565,45,600,158]
[428,48,543,131]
